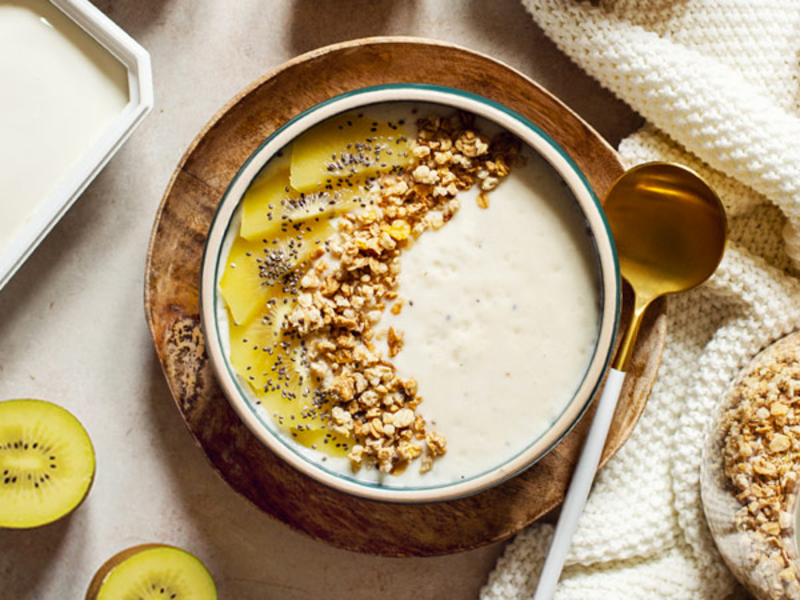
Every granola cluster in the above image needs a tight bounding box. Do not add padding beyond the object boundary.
[721,334,800,597]
[285,112,520,474]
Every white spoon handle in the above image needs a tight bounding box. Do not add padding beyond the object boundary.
[533,368,627,600]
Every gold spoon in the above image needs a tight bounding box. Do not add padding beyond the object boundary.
[534,162,727,600]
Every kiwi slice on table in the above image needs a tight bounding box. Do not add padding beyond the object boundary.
[86,544,218,600]
[0,398,95,529]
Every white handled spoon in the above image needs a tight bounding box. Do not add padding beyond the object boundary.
[533,163,727,600]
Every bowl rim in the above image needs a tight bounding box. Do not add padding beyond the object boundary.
[199,83,620,503]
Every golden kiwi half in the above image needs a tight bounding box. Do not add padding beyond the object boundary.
[0,398,95,529]
[86,544,218,600]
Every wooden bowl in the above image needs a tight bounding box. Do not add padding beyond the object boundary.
[145,37,666,556]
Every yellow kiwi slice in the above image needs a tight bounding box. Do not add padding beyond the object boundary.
[0,399,95,529]
[240,163,294,241]
[228,306,351,458]
[86,544,217,600]
[219,218,334,325]
[219,236,273,326]
[290,112,412,192]
[228,300,292,394]
[240,157,369,243]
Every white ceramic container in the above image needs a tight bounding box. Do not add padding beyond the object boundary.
[0,0,153,291]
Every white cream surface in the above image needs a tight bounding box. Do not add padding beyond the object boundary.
[295,147,601,488]
[0,0,128,250]
[382,153,599,485]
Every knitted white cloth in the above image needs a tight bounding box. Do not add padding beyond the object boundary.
[481,2,800,599]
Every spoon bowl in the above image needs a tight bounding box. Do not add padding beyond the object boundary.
[605,163,727,370]
[606,163,727,296]
[534,162,727,599]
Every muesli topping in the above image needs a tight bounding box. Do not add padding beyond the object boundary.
[283,113,520,474]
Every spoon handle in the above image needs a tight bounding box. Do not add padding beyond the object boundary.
[533,368,627,600]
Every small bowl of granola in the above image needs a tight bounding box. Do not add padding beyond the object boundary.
[702,332,800,598]
[199,84,620,503]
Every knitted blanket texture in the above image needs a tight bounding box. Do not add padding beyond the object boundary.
[481,1,800,599]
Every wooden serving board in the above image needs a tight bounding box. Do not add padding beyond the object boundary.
[144,37,667,557]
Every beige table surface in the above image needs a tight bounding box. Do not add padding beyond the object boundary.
[0,1,642,598]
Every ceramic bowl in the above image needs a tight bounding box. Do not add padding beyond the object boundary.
[200,84,620,503]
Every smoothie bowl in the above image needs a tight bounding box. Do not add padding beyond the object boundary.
[199,85,620,503]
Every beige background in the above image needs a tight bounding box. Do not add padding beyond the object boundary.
[0,1,642,598]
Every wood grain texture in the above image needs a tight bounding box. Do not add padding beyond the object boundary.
[144,37,667,557]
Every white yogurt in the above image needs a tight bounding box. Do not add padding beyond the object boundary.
[0,0,128,250]
[381,153,599,485]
